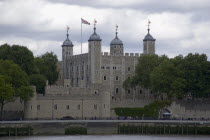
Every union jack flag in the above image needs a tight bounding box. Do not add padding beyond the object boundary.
[81,18,90,25]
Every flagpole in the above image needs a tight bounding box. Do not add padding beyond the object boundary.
[81,19,83,54]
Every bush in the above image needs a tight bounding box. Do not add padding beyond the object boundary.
[65,126,87,135]
[115,100,172,118]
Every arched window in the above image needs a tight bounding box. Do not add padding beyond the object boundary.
[140,90,142,94]
[116,88,119,94]
[116,76,119,81]
[104,76,107,80]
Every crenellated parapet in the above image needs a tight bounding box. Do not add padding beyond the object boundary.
[101,52,140,57]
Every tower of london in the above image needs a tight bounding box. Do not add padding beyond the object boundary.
[4,22,210,120]
[22,23,156,119]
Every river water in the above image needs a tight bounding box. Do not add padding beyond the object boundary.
[0,135,209,140]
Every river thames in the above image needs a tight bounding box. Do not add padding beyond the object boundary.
[0,135,209,140]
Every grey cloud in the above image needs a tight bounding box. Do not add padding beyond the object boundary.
[47,0,210,13]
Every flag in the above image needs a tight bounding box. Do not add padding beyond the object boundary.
[81,18,90,25]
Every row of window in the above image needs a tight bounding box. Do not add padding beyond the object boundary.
[101,66,131,71]
[70,65,88,72]
[103,75,119,81]
[36,104,98,111]
[113,45,122,48]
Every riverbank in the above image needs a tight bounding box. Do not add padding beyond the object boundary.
[0,120,210,136]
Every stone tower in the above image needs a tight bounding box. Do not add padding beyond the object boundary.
[88,21,102,84]
[110,25,124,56]
[143,21,156,54]
[62,26,74,80]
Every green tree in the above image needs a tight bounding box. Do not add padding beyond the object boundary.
[123,54,168,90]
[0,76,15,119]
[150,58,186,99]
[0,44,35,75]
[182,53,210,99]
[34,52,58,85]
[29,74,46,94]
[0,60,33,119]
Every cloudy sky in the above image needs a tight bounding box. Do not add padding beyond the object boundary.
[0,0,210,60]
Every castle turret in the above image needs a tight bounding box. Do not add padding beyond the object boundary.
[110,25,124,56]
[88,20,102,84]
[143,21,156,54]
[62,26,73,80]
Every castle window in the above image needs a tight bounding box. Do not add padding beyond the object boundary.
[66,105,70,110]
[95,91,97,94]
[94,104,97,110]
[127,90,130,94]
[76,77,79,86]
[114,51,116,54]
[116,88,119,94]
[71,78,73,86]
[86,75,89,83]
[101,66,105,69]
[77,66,79,71]
[82,65,84,71]
[113,66,116,70]
[114,46,116,48]
[66,52,68,55]
[54,104,57,110]
[128,67,130,71]
[77,104,80,110]
[104,76,107,80]
[116,76,119,81]
[31,105,32,110]
[82,76,84,80]
[37,105,40,110]
[140,90,142,94]
[106,66,110,69]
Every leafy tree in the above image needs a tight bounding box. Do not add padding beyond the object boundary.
[123,54,168,90]
[34,52,58,85]
[17,86,34,102]
[124,53,210,99]
[0,76,15,119]
[0,60,33,119]
[0,44,35,75]
[182,53,210,99]
[29,74,46,94]
[150,58,186,99]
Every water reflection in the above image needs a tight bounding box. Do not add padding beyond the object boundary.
[0,135,209,140]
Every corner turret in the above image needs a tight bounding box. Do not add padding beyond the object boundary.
[143,20,156,54]
[110,25,124,56]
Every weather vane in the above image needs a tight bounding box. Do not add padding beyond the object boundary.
[148,20,151,33]
[116,25,118,36]
[67,26,69,37]
[94,19,97,29]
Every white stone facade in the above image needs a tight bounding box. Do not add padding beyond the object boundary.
[4,26,210,120]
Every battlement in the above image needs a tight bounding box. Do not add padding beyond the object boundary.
[111,99,153,108]
[66,53,88,60]
[101,52,140,57]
